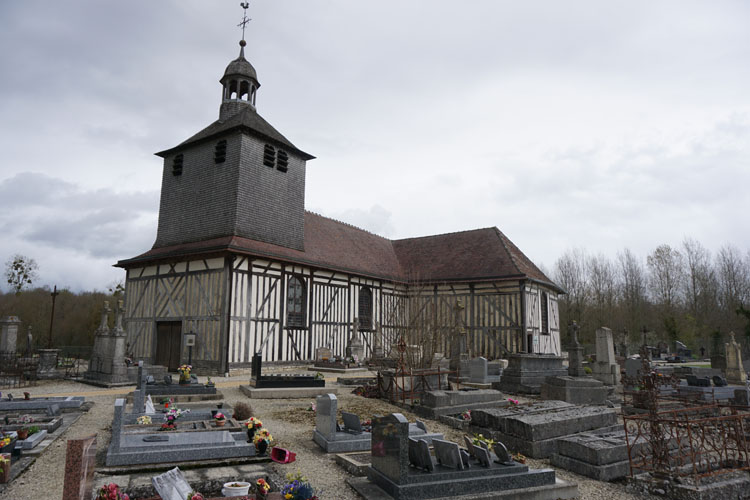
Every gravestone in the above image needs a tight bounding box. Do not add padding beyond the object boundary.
[713,375,728,387]
[725,332,747,384]
[711,354,727,372]
[469,357,489,383]
[496,354,567,394]
[408,438,433,472]
[312,393,443,453]
[372,322,385,360]
[493,441,514,465]
[83,301,129,385]
[591,327,620,385]
[152,467,193,500]
[345,318,365,362]
[433,439,464,469]
[624,358,644,381]
[315,346,333,362]
[0,316,22,353]
[48,404,61,416]
[62,434,97,500]
[568,321,585,378]
[360,412,577,500]
[474,443,491,467]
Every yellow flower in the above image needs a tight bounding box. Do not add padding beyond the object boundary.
[285,494,293,499]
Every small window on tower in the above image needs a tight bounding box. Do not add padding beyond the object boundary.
[276,150,289,172]
[214,140,227,164]
[263,144,276,167]
[172,154,183,176]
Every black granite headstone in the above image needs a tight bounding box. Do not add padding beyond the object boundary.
[371,413,410,484]
[251,353,262,381]
[713,375,728,387]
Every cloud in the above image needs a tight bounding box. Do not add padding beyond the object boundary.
[0,173,158,291]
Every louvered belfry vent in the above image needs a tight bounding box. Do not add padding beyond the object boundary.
[276,150,289,172]
[263,144,276,167]
[214,140,227,164]
[172,154,184,176]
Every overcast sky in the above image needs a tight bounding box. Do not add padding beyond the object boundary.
[1,0,749,292]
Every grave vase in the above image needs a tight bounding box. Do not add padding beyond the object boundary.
[0,453,10,484]
[247,427,257,443]
[255,439,268,456]
[216,419,226,427]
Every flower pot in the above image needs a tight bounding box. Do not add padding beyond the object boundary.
[17,430,28,441]
[215,420,226,427]
[222,481,250,497]
[270,446,296,464]
[0,453,11,484]
[255,439,268,456]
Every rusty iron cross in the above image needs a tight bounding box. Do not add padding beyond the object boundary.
[238,2,251,39]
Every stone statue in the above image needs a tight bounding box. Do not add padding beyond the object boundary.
[112,300,125,336]
[97,301,111,335]
[570,321,580,347]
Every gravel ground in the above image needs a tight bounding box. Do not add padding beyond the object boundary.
[0,375,649,500]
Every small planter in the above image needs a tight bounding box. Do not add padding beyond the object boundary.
[17,430,28,441]
[222,481,250,497]
[215,420,226,427]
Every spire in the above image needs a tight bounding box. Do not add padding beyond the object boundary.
[219,2,260,120]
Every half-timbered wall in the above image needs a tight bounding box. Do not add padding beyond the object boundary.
[124,257,228,371]
[524,282,561,355]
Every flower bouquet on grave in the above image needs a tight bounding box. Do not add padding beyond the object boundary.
[95,483,130,500]
[281,472,319,500]
[245,417,263,442]
[255,478,271,500]
[20,415,34,424]
[512,452,526,464]
[136,415,152,425]
[361,419,372,432]
[507,398,519,406]
[461,409,472,422]
[160,407,189,431]
[0,454,11,484]
[471,433,496,448]
[160,397,173,411]
[214,412,226,427]
[23,392,30,400]
[307,401,316,412]
[0,435,14,454]
[187,491,204,500]
[253,428,273,456]
[205,376,215,388]
[177,364,192,384]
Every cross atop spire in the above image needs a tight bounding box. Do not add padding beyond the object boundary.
[238,2,251,42]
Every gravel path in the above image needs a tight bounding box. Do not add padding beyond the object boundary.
[0,377,648,500]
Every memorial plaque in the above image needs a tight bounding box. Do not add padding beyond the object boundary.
[408,438,434,472]
[342,411,362,434]
[493,441,514,465]
[463,435,476,457]
[475,444,491,467]
[433,439,464,469]
[151,467,193,500]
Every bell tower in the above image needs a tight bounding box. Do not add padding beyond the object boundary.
[151,3,313,252]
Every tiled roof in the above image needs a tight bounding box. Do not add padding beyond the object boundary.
[117,214,559,290]
[155,107,314,160]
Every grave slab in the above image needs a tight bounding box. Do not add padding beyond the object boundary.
[496,354,567,394]
[412,389,510,419]
[540,376,609,405]
[0,396,84,412]
[239,385,337,399]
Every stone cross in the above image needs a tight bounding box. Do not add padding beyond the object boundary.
[97,301,111,335]
[112,300,125,336]
[570,321,580,347]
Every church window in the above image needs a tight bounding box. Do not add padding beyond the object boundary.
[358,286,373,330]
[540,292,549,334]
[263,144,276,167]
[172,154,183,176]
[276,150,289,172]
[214,140,227,164]
[286,275,306,328]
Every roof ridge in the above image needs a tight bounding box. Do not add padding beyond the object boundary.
[492,227,523,276]
[393,226,495,243]
[305,211,392,241]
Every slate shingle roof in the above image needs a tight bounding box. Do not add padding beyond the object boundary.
[155,106,314,160]
[117,213,560,291]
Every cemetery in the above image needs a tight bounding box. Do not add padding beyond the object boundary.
[3,3,750,500]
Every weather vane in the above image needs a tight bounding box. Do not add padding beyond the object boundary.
[238,2,251,40]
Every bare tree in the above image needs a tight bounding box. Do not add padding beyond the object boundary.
[587,253,617,330]
[715,244,750,333]
[4,254,39,295]
[617,248,647,343]
[681,238,718,349]
[646,244,685,345]
[554,248,588,342]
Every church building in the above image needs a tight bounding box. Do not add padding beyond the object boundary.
[116,37,563,374]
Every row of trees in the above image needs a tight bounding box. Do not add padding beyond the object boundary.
[2,254,123,350]
[552,238,750,356]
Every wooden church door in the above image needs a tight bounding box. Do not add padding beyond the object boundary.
[155,321,182,371]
